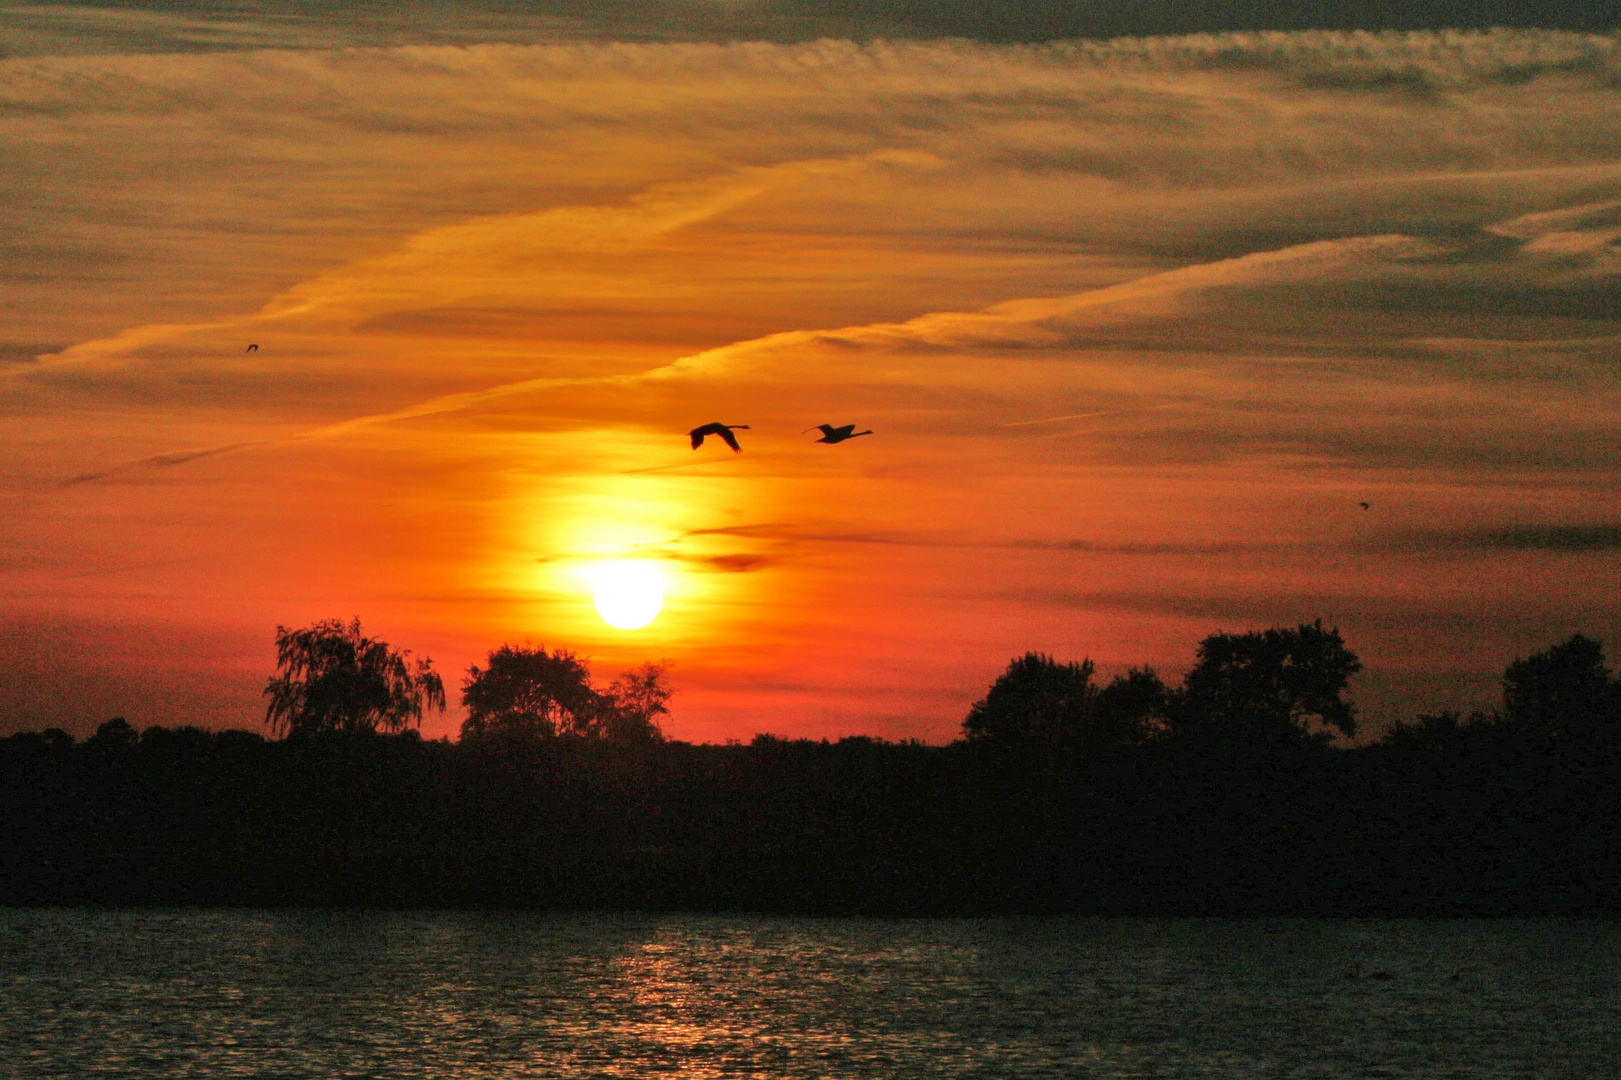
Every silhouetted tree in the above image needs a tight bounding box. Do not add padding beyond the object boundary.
[1169,621,1361,747]
[461,647,673,743]
[1502,633,1618,743]
[599,661,673,743]
[1092,667,1169,746]
[962,652,1097,751]
[1381,709,1496,752]
[264,617,445,738]
[87,717,139,750]
[461,644,603,740]
[138,724,212,754]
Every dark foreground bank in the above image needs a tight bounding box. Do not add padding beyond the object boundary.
[3,723,1618,914]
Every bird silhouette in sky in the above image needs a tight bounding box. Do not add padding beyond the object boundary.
[689,422,749,452]
[805,423,873,444]
[245,344,258,353]
[1360,501,1370,510]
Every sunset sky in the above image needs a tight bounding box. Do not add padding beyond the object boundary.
[3,2,1618,742]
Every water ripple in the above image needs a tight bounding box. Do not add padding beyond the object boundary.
[2,912,1617,1078]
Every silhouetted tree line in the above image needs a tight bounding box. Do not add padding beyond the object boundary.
[262,618,670,744]
[3,620,1619,914]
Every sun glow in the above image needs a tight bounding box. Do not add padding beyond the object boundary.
[592,560,666,630]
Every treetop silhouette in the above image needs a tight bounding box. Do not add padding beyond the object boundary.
[966,621,1359,753]
[601,661,674,743]
[264,617,445,738]
[963,653,1167,752]
[461,643,599,740]
[460,644,671,743]
[1502,632,1618,742]
[963,652,1097,750]
[1170,620,1361,747]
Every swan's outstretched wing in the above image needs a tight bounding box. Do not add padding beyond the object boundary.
[691,422,745,451]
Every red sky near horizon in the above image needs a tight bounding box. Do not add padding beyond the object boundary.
[2,18,1619,742]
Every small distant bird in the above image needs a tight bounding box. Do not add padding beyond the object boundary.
[245,344,258,353]
[804,423,873,444]
[1359,501,1370,510]
[689,422,749,452]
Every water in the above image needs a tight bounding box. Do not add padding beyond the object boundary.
[2,912,1617,1078]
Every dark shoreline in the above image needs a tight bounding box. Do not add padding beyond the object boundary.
[6,730,1618,916]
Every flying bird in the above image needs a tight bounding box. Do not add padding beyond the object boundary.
[245,344,258,353]
[804,423,873,444]
[689,422,749,452]
[1360,502,1370,510]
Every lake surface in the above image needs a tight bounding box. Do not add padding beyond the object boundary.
[2,911,1617,1077]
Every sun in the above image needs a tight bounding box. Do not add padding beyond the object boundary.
[592,560,665,630]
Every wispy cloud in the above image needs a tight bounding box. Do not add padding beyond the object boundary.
[1383,524,1621,552]
[60,440,267,487]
